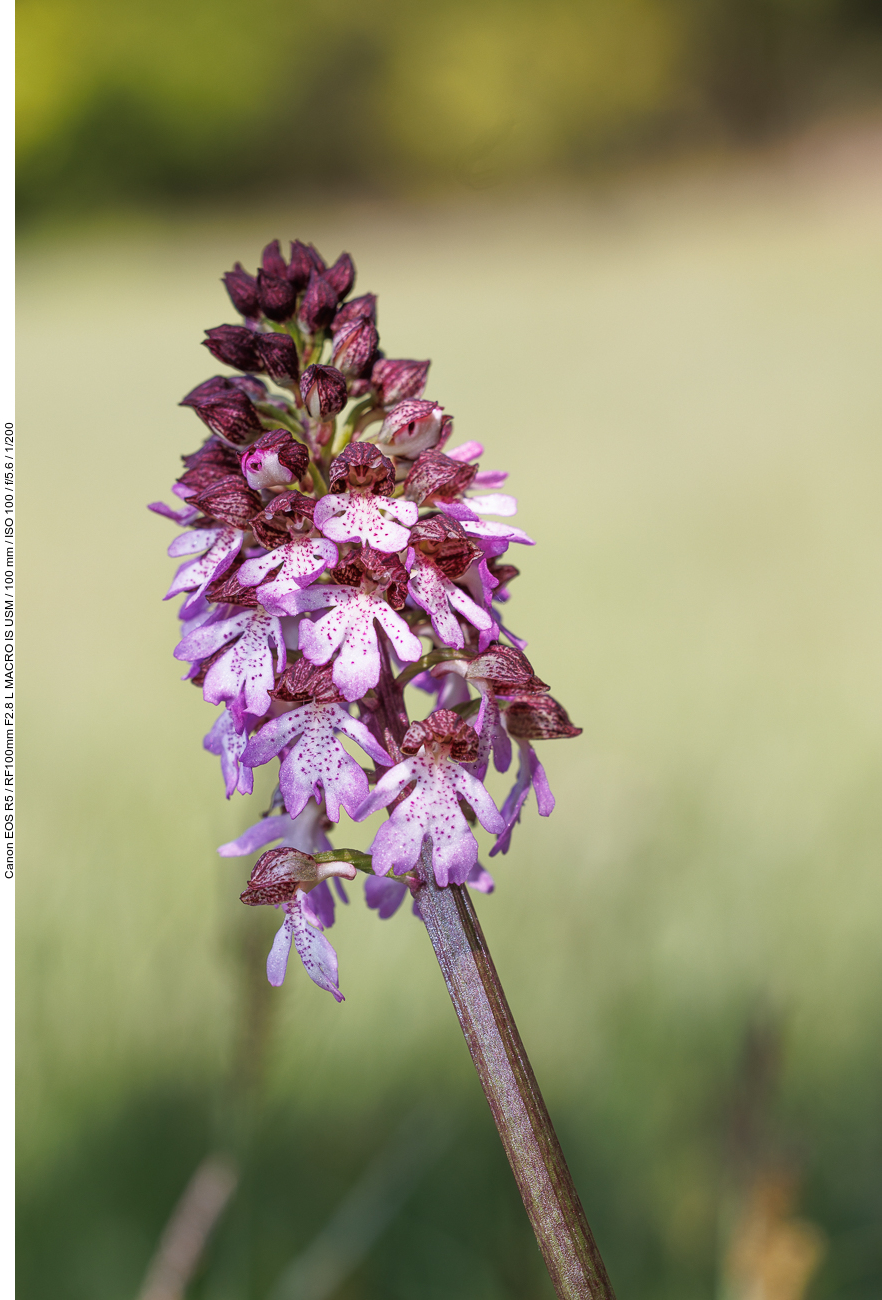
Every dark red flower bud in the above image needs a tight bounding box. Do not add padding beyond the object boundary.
[178,438,242,494]
[240,429,309,490]
[192,474,261,528]
[403,449,477,504]
[205,565,261,608]
[332,293,377,333]
[305,244,326,274]
[297,273,337,334]
[323,252,355,300]
[223,262,259,317]
[466,645,548,695]
[254,331,299,386]
[408,514,480,579]
[331,317,379,377]
[261,239,288,278]
[371,358,430,406]
[270,658,341,704]
[257,269,298,322]
[228,373,269,403]
[287,240,315,292]
[402,709,479,762]
[328,442,395,496]
[504,696,582,740]
[300,364,347,419]
[202,325,261,372]
[184,383,264,446]
[359,546,409,609]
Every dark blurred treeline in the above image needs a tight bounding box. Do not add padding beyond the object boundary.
[16,0,882,221]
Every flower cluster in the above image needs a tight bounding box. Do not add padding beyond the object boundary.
[152,238,581,1002]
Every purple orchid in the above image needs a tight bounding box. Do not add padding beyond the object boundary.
[175,605,285,729]
[354,711,504,886]
[152,231,582,997]
[241,661,391,820]
[315,443,418,552]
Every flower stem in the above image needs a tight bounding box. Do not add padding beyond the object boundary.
[413,853,616,1300]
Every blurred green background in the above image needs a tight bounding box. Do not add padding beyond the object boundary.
[16,1,882,1298]
[15,0,882,223]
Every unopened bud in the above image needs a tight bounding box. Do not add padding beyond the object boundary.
[192,474,261,528]
[203,325,261,372]
[182,380,264,445]
[331,317,378,377]
[287,240,315,292]
[297,274,338,334]
[222,263,259,317]
[332,293,377,332]
[254,331,300,386]
[257,269,298,322]
[372,358,430,406]
[240,429,309,490]
[261,239,288,278]
[324,252,356,300]
[300,364,348,419]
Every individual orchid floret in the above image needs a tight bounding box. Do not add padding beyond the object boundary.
[238,493,338,608]
[406,516,491,649]
[223,262,260,318]
[300,364,347,420]
[297,273,337,335]
[457,644,549,778]
[175,599,286,731]
[181,376,265,446]
[240,429,309,490]
[332,293,376,333]
[403,449,478,505]
[355,710,504,886]
[490,695,582,857]
[371,358,430,407]
[222,799,349,929]
[240,845,356,998]
[283,548,421,701]
[203,706,258,798]
[331,317,378,377]
[242,660,392,821]
[315,443,417,553]
[372,398,448,458]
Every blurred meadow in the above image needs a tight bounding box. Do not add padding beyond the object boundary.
[16,1,882,1298]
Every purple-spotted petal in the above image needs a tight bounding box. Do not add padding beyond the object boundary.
[314,492,417,553]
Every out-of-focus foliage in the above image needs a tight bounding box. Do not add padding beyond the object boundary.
[16,0,882,220]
